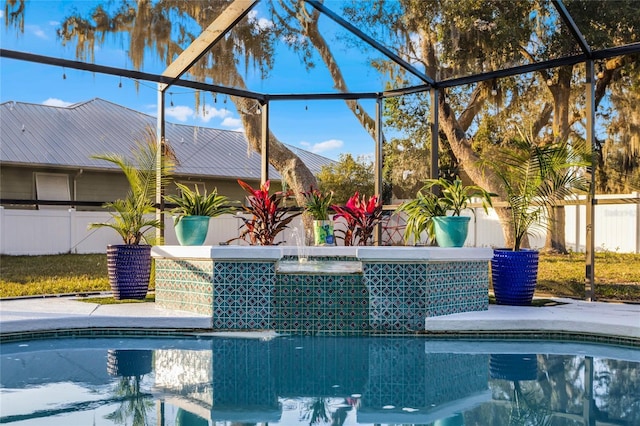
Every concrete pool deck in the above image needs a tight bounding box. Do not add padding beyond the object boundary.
[0,296,638,343]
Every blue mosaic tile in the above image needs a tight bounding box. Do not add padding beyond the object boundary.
[212,261,276,330]
[274,272,369,335]
[154,259,214,316]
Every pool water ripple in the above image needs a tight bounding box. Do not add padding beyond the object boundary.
[1,335,639,425]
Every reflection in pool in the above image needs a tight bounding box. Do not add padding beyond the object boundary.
[1,336,639,425]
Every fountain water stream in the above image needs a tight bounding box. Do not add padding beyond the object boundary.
[292,227,309,263]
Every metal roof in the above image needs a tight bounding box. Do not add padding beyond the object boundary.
[0,98,333,180]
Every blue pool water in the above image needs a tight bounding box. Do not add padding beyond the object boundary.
[1,335,639,425]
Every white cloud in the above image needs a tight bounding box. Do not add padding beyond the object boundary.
[0,11,4,18]
[248,10,273,30]
[197,105,231,123]
[221,117,242,128]
[300,139,344,154]
[42,98,72,107]
[26,24,47,39]
[165,105,194,122]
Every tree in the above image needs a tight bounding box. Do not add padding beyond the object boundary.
[316,153,374,205]
[383,92,461,200]
[6,0,639,251]
[338,0,640,252]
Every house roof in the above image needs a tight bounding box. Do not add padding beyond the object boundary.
[0,98,334,180]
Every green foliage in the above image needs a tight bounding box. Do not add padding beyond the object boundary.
[301,187,334,221]
[382,137,432,200]
[89,128,174,245]
[317,154,374,205]
[397,176,493,244]
[482,128,590,251]
[395,190,446,244]
[164,183,236,224]
[230,179,301,246]
[421,176,493,216]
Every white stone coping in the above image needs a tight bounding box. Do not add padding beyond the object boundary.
[357,247,494,262]
[280,245,358,258]
[151,245,282,260]
[151,245,494,262]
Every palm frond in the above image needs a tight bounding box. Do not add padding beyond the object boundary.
[482,127,592,250]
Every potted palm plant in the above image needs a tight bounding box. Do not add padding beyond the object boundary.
[89,130,174,300]
[482,129,589,305]
[164,183,236,245]
[301,187,335,245]
[397,176,493,247]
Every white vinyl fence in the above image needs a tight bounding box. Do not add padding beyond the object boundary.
[1,193,638,255]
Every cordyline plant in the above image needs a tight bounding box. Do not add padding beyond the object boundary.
[301,187,334,220]
[332,192,384,246]
[229,179,301,245]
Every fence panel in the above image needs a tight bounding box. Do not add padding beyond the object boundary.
[1,194,638,255]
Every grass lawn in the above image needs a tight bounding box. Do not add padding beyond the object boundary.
[536,252,640,301]
[1,252,639,301]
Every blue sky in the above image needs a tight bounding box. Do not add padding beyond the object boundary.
[0,0,400,161]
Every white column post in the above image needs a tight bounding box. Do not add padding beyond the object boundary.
[68,207,77,253]
[0,206,4,254]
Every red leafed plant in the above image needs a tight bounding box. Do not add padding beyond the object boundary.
[230,179,301,245]
[331,192,384,246]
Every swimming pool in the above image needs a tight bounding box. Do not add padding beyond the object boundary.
[1,335,639,425]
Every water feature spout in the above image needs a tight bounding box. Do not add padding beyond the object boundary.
[292,227,309,263]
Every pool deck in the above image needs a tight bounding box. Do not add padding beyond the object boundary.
[1,295,638,343]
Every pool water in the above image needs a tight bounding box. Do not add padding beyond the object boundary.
[1,335,639,425]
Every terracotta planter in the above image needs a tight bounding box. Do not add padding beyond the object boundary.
[106,244,151,300]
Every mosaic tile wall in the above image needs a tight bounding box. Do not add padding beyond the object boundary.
[212,261,276,329]
[274,272,369,335]
[154,257,489,334]
[154,259,214,316]
[424,261,489,317]
[364,261,489,332]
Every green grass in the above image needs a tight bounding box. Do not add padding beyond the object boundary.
[81,294,155,304]
[1,252,639,301]
[536,252,640,301]
[1,254,111,298]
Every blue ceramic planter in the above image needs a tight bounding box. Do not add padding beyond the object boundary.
[432,216,470,247]
[175,215,210,245]
[489,353,538,381]
[106,244,151,300]
[491,249,539,306]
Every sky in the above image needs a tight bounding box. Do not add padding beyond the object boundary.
[0,0,403,161]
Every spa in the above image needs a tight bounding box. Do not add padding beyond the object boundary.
[152,245,493,335]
